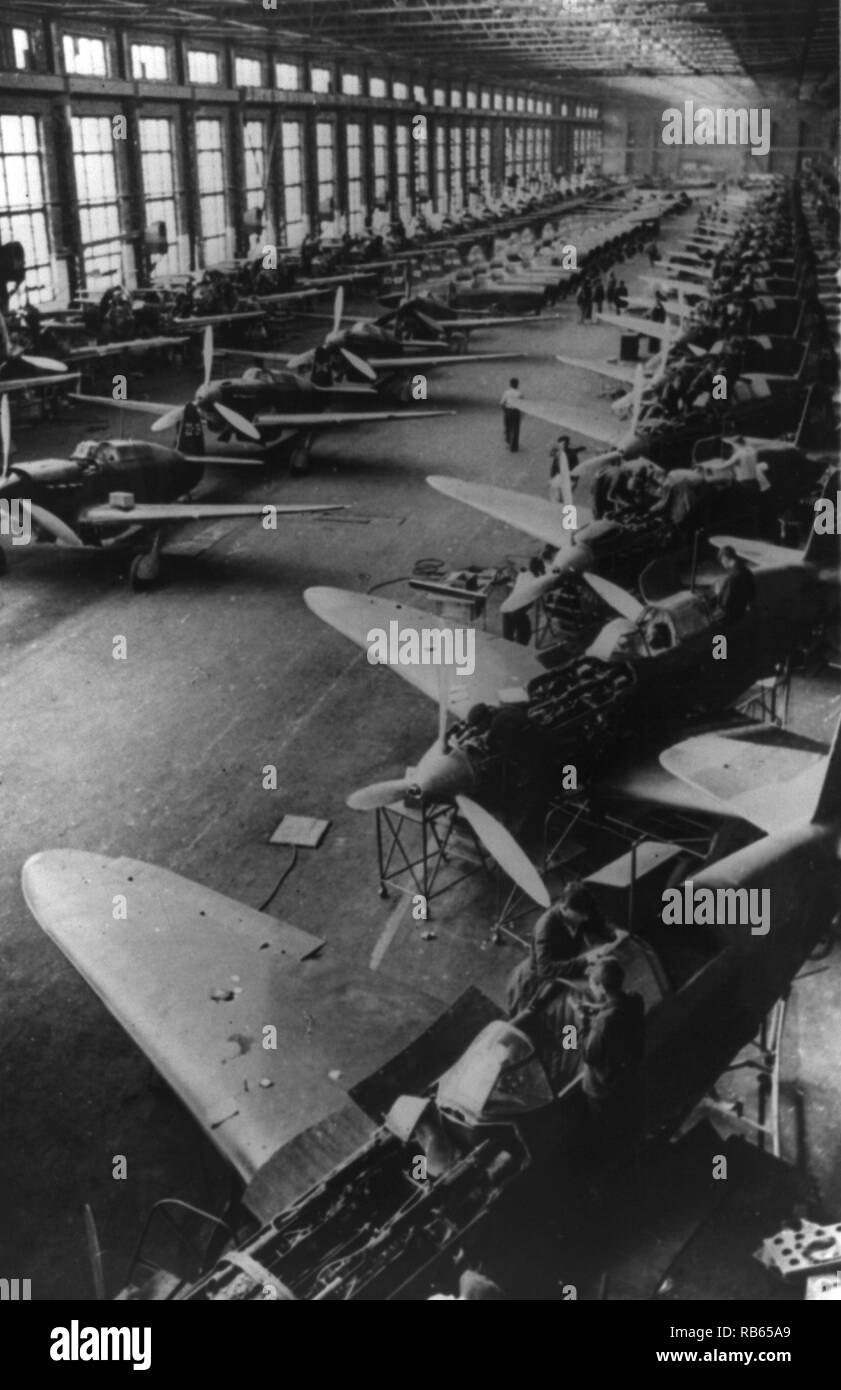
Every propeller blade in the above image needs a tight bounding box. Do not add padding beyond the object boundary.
[500,567,560,614]
[347,779,412,811]
[340,347,378,382]
[150,405,184,434]
[286,349,315,371]
[29,504,84,547]
[214,403,261,441]
[333,285,344,336]
[558,453,574,509]
[1,395,10,479]
[202,326,214,390]
[630,362,645,436]
[455,795,550,908]
[583,571,645,622]
[21,354,69,374]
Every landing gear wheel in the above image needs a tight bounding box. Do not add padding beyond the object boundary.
[289,444,311,475]
[129,551,161,591]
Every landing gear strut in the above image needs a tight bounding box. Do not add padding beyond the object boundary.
[129,529,163,591]
[289,431,315,475]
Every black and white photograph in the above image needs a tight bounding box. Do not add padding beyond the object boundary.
[0,0,839,1340]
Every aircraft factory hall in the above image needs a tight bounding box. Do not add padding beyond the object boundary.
[0,0,839,1343]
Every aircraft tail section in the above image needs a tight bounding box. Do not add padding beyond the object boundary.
[812,715,841,826]
[176,402,204,457]
[802,467,841,569]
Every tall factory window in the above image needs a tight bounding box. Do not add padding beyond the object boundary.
[138,117,186,275]
[131,43,169,81]
[235,56,263,87]
[345,122,364,233]
[493,92,503,111]
[71,114,124,287]
[195,117,230,265]
[276,62,300,90]
[480,89,491,111]
[316,121,335,217]
[0,113,54,303]
[434,124,447,210]
[12,28,34,70]
[450,87,463,108]
[433,87,445,107]
[526,125,535,172]
[310,66,332,94]
[187,50,220,84]
[449,125,463,205]
[63,34,108,76]
[395,122,410,219]
[514,125,525,177]
[281,120,306,247]
[372,123,389,204]
[243,120,273,243]
[479,125,491,189]
[413,121,429,202]
[466,87,477,110]
[466,124,478,186]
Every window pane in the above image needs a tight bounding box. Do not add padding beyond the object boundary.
[276,63,299,90]
[345,122,363,234]
[188,51,219,84]
[131,43,168,81]
[235,56,262,87]
[342,72,361,96]
[63,34,107,77]
[311,67,332,94]
[0,114,54,303]
[12,29,32,71]
[281,121,306,247]
[71,114,124,286]
[139,117,187,275]
[195,118,230,265]
[369,76,387,99]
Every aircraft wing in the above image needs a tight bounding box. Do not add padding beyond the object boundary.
[427,475,579,548]
[659,733,826,834]
[80,501,346,525]
[708,534,802,569]
[0,372,81,393]
[256,288,326,305]
[421,314,540,331]
[555,354,639,386]
[518,397,628,447]
[214,348,293,365]
[173,311,266,329]
[254,408,453,429]
[365,351,527,368]
[304,586,544,715]
[67,336,189,360]
[72,392,171,417]
[596,312,679,343]
[22,850,443,1183]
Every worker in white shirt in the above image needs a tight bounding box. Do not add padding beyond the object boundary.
[549,435,571,503]
[500,377,523,452]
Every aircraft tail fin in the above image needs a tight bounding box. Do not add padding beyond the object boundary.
[812,716,841,826]
[802,467,841,570]
[176,402,204,457]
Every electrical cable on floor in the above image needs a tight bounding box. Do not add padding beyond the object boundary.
[366,559,445,594]
[258,845,298,911]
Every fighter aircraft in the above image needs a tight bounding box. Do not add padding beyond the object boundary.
[302,518,835,897]
[0,396,344,589]
[21,712,841,1298]
[425,443,825,619]
[72,316,452,473]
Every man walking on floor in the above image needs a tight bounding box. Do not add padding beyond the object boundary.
[500,377,523,452]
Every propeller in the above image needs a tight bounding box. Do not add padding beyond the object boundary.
[1,394,10,479]
[583,571,645,622]
[500,566,561,615]
[28,503,84,546]
[454,795,550,908]
[340,347,379,382]
[214,402,261,441]
[19,354,69,374]
[347,778,413,811]
[333,285,344,336]
[202,324,214,390]
[286,348,315,371]
[150,405,184,434]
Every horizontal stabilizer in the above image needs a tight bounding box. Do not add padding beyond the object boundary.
[659,733,827,834]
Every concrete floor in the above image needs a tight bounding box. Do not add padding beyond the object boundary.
[1,207,838,1298]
